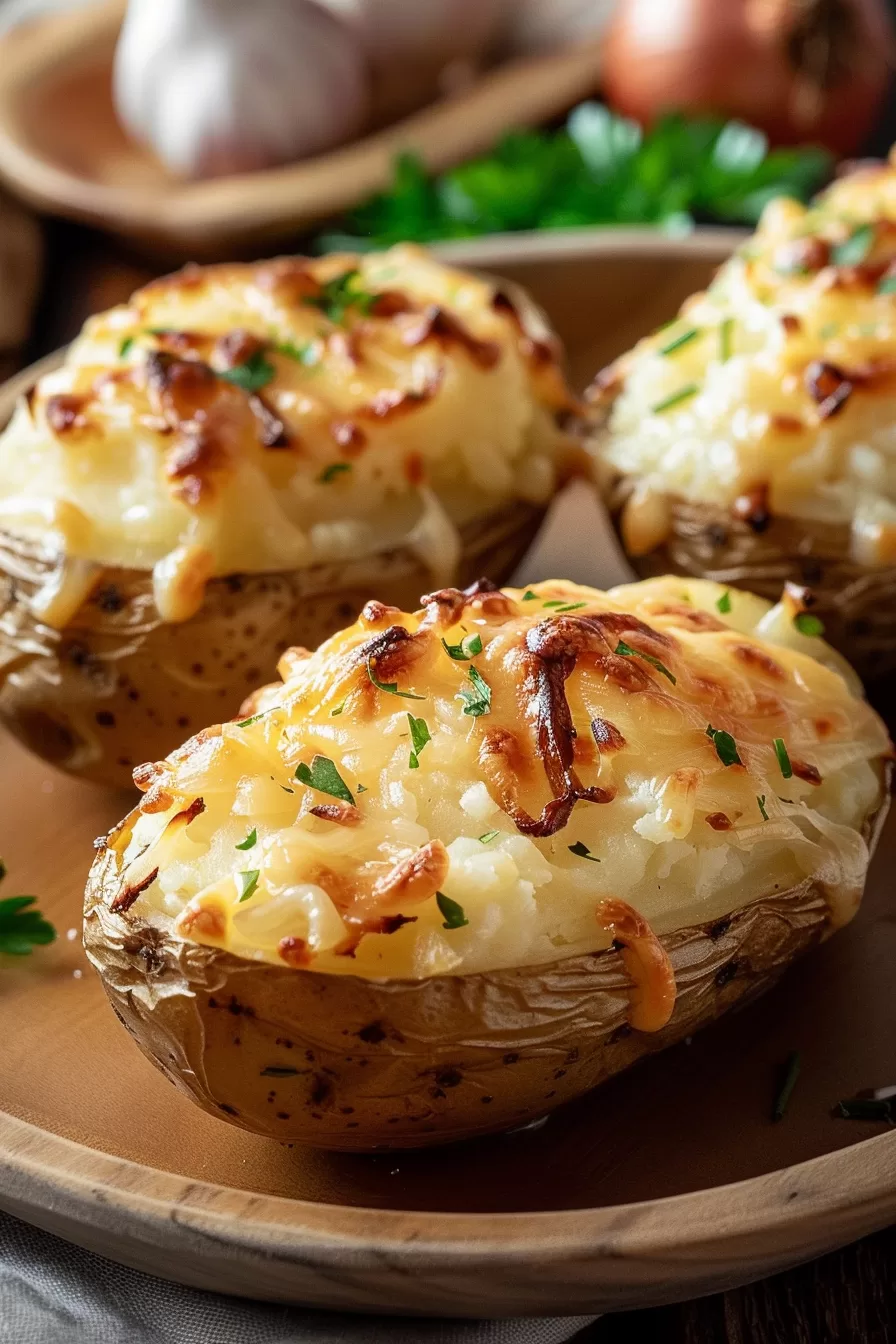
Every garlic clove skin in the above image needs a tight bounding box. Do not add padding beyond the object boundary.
[114,0,371,180]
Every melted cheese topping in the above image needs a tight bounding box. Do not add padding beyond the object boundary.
[591,151,896,563]
[0,245,572,619]
[104,576,889,981]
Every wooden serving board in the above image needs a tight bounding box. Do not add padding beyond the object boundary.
[1,234,895,1315]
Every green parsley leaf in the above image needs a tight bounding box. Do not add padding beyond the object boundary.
[719,316,734,363]
[407,713,431,769]
[235,711,267,728]
[832,223,875,267]
[366,656,426,700]
[357,783,367,793]
[707,724,742,767]
[553,601,587,613]
[235,828,257,851]
[275,340,320,366]
[794,611,825,637]
[877,274,896,295]
[295,755,355,804]
[436,892,469,930]
[318,462,351,484]
[521,590,538,601]
[441,633,483,661]
[772,1050,801,1122]
[568,840,600,862]
[651,383,699,414]
[217,349,276,392]
[330,700,346,717]
[716,590,732,614]
[306,269,374,324]
[774,737,793,779]
[457,665,492,717]
[0,867,55,956]
[659,327,700,356]
[614,639,676,685]
[542,600,566,608]
[119,336,135,358]
[757,795,769,821]
[478,830,500,844]
[236,870,260,903]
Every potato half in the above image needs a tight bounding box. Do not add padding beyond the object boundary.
[587,155,896,685]
[0,246,577,786]
[84,576,891,1150]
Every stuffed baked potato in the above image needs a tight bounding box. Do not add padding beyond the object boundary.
[84,575,890,1151]
[588,150,896,685]
[0,246,576,786]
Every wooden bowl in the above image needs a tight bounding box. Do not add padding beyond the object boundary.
[0,0,604,260]
[3,232,895,1315]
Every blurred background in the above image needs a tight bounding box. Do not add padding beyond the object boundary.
[0,0,895,373]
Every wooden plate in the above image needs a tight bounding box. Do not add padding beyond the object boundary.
[0,0,604,260]
[1,235,895,1316]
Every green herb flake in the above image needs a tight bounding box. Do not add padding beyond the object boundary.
[330,700,346,717]
[793,611,825,637]
[772,1050,801,1122]
[757,794,769,821]
[235,711,267,728]
[318,462,351,484]
[542,600,566,608]
[568,840,600,863]
[294,755,355,805]
[275,340,320,366]
[235,828,257,851]
[832,223,875,267]
[441,632,483,661]
[774,737,793,779]
[306,269,374,324]
[659,327,700,356]
[407,713,431,769]
[837,1097,894,1122]
[877,274,896,296]
[719,317,734,363]
[119,336,135,358]
[357,784,368,794]
[217,349,276,392]
[236,869,260,903]
[554,601,588,613]
[650,383,699,414]
[614,639,676,685]
[436,892,469,930]
[521,590,538,601]
[706,724,742,767]
[478,830,500,844]
[366,656,427,700]
[0,862,55,956]
[716,590,732,614]
[457,665,492,717]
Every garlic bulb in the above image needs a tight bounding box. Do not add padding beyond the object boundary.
[114,0,370,180]
[501,0,617,55]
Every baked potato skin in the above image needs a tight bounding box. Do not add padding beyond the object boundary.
[85,851,828,1150]
[605,485,896,685]
[0,503,543,788]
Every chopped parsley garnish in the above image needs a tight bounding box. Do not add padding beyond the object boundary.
[659,326,700,356]
[719,317,734,362]
[407,713,431,769]
[614,640,676,685]
[837,1097,894,1122]
[774,737,793,779]
[217,349,276,392]
[236,870,260,902]
[357,784,367,794]
[521,590,538,601]
[305,269,374,324]
[650,383,699,414]
[366,656,426,700]
[441,633,482,661]
[793,611,824,637]
[457,665,492,717]
[877,274,896,295]
[757,795,769,821]
[706,724,742,767]
[330,700,346,717]
[542,600,566,608]
[832,223,874,267]
[235,828,257,851]
[318,462,352,484]
[478,830,500,844]
[119,335,135,358]
[295,754,355,804]
[716,590,732,614]
[275,339,319,366]
[0,861,55,956]
[554,602,588,613]
[235,711,267,728]
[436,892,469,930]
[772,1050,801,1122]
[568,840,600,862]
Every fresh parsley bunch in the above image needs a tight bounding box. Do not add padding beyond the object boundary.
[0,861,56,957]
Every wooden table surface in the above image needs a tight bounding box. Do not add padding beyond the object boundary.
[17,216,896,1344]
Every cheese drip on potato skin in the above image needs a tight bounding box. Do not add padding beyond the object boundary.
[0,245,574,623]
[95,576,890,984]
[590,151,896,566]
